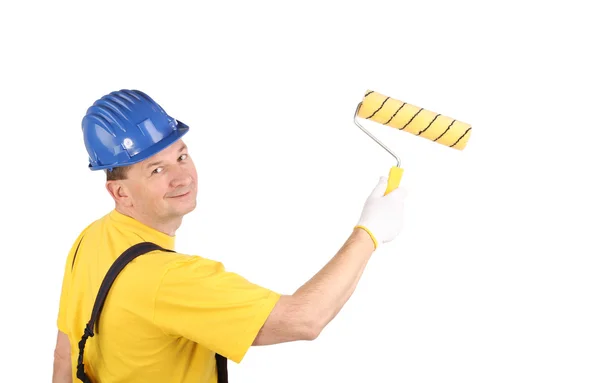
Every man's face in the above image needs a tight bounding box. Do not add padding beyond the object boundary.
[119,139,198,222]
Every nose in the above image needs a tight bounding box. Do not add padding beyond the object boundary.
[169,167,193,189]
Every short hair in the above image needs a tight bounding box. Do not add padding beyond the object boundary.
[105,166,131,181]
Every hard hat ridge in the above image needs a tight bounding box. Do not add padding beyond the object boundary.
[82,89,189,171]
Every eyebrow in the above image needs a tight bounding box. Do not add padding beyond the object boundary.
[145,144,187,169]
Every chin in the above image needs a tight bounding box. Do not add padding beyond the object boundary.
[166,191,197,217]
[182,201,197,215]
[176,198,197,216]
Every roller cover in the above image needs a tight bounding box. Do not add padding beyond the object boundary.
[357,90,471,150]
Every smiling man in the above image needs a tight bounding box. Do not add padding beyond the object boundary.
[52,89,407,383]
[108,140,198,236]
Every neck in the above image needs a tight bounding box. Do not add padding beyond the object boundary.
[115,205,182,236]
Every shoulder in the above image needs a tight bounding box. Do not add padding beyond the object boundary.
[153,251,276,299]
[119,249,222,283]
[147,250,226,278]
[68,212,111,254]
[63,219,98,268]
[117,250,234,307]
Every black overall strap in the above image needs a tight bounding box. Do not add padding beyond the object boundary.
[75,242,228,383]
[216,353,228,383]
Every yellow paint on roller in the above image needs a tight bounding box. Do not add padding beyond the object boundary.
[357,90,472,150]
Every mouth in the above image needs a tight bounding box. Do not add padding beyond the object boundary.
[169,190,191,199]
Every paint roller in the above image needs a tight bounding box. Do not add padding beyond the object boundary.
[354,90,472,195]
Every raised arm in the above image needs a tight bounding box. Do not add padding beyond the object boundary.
[253,176,407,345]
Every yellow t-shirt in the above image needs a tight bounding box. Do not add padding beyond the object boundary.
[57,209,281,383]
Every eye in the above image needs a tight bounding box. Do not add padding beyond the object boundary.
[152,167,163,175]
[179,153,188,161]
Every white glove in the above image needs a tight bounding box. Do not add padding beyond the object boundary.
[355,176,407,249]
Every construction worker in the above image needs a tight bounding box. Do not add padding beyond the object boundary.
[52,89,407,383]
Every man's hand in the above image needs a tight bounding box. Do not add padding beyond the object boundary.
[355,176,408,249]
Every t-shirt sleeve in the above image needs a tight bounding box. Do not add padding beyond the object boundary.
[152,255,281,363]
[56,253,72,333]
[56,231,87,333]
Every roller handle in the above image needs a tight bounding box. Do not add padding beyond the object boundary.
[384,166,404,195]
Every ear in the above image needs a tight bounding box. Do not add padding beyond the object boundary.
[106,180,133,207]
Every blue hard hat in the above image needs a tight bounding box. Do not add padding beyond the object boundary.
[82,89,189,171]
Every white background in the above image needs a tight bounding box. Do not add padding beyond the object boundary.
[1,1,599,382]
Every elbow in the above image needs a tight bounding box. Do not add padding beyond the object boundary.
[297,322,318,341]
[255,294,327,345]
[304,324,321,341]
[300,312,325,341]
[291,295,327,341]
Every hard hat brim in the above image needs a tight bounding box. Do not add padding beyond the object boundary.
[89,120,190,171]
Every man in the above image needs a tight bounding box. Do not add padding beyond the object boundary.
[53,89,407,382]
